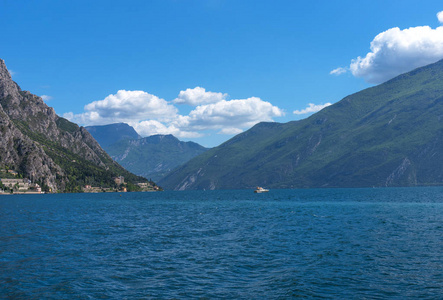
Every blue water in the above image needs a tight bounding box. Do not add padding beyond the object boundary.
[1,188,442,299]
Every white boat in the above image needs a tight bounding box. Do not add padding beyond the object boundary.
[254,186,269,193]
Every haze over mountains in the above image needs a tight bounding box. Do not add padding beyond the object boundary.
[85,123,140,148]
[159,59,443,190]
[86,124,208,182]
[0,59,155,192]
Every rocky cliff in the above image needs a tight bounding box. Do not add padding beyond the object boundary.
[0,59,152,192]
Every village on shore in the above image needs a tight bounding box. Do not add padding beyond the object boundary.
[0,169,160,195]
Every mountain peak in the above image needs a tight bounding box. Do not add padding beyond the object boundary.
[0,59,12,82]
[147,134,177,142]
[103,133,208,182]
[85,123,141,147]
[0,59,6,71]
[0,59,19,100]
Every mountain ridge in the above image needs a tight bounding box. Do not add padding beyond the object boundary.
[159,59,443,190]
[100,133,208,182]
[85,123,141,147]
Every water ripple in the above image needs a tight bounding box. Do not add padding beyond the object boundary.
[1,187,443,298]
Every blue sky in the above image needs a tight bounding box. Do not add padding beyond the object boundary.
[1,0,443,147]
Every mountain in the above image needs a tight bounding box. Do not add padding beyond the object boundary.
[102,134,209,182]
[0,59,157,192]
[85,123,141,148]
[159,59,443,190]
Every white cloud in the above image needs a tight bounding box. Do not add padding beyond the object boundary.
[65,90,177,125]
[132,120,202,138]
[350,26,443,83]
[438,11,443,23]
[330,67,347,75]
[173,86,228,105]
[332,13,443,84]
[64,88,285,141]
[293,103,332,115]
[218,127,244,135]
[63,112,74,120]
[41,95,52,102]
[183,97,284,130]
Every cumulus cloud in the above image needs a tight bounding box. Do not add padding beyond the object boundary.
[173,86,228,105]
[41,95,52,102]
[351,26,443,83]
[64,88,285,139]
[293,103,332,115]
[65,90,177,125]
[438,11,443,23]
[183,97,284,131]
[332,13,443,84]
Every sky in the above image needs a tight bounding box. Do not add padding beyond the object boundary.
[1,0,443,147]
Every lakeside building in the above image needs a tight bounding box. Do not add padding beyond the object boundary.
[114,176,125,185]
[0,178,42,194]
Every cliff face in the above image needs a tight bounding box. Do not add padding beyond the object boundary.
[0,59,148,192]
[0,61,63,189]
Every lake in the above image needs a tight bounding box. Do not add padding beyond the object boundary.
[1,187,442,299]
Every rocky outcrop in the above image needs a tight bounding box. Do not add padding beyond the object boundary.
[0,59,149,192]
[385,157,414,187]
[0,94,62,190]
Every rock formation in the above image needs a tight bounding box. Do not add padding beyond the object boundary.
[0,59,150,192]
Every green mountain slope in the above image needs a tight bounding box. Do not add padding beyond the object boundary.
[159,59,443,190]
[85,123,141,148]
[0,59,157,192]
[104,134,209,182]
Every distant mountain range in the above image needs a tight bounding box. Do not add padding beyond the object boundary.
[86,124,208,182]
[85,123,140,148]
[159,59,443,190]
[0,59,156,192]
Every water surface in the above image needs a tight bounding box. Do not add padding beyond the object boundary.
[1,188,442,298]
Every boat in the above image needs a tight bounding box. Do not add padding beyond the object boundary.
[254,186,269,193]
